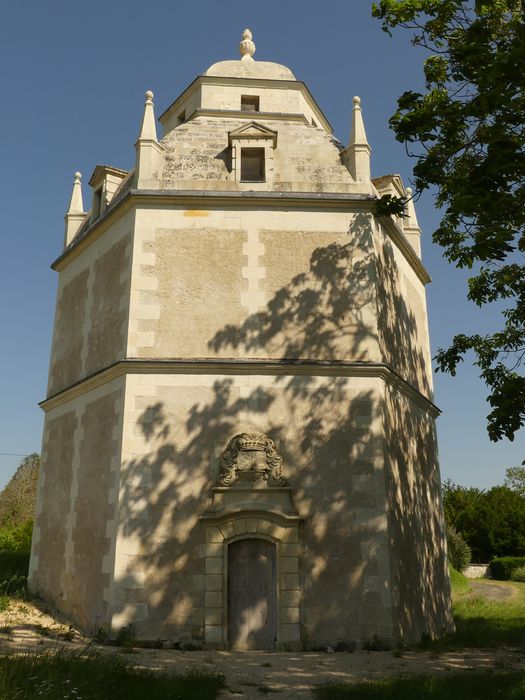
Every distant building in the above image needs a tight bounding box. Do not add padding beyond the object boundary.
[30,30,453,650]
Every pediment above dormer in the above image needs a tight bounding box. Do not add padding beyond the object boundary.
[228,122,278,148]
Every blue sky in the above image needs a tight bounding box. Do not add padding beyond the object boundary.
[0,0,522,490]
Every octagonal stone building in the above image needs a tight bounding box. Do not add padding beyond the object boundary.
[29,30,453,650]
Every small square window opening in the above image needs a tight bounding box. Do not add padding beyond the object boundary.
[241,148,265,182]
[241,95,260,112]
[92,187,102,219]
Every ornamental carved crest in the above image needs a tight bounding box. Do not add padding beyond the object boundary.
[218,433,287,487]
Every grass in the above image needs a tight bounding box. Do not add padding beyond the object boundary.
[312,671,525,699]
[449,566,470,596]
[423,570,525,650]
[447,587,525,649]
[0,648,225,699]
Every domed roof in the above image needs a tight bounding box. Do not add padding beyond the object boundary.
[203,29,296,81]
[204,60,295,81]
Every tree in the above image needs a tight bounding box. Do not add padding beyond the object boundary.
[446,523,472,571]
[442,478,483,525]
[0,453,40,528]
[505,461,525,496]
[372,0,525,442]
[442,480,525,560]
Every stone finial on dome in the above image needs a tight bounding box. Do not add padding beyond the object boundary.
[239,28,256,61]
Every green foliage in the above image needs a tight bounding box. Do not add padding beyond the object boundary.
[443,481,525,561]
[505,462,525,497]
[0,551,29,579]
[446,524,472,572]
[0,454,39,529]
[374,193,407,217]
[312,671,525,699]
[490,556,525,580]
[0,520,33,553]
[510,565,525,582]
[114,624,137,649]
[0,649,225,699]
[0,574,28,599]
[448,584,525,648]
[372,0,525,442]
[448,565,470,596]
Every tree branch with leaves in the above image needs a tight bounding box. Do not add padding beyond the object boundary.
[372,0,525,441]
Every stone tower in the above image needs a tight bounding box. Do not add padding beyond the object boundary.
[30,30,453,650]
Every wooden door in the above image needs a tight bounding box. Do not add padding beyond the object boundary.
[227,538,276,650]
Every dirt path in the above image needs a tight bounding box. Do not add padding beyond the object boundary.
[468,579,518,602]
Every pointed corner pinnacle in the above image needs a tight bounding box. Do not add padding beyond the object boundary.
[138,88,158,142]
[240,28,256,61]
[67,170,84,214]
[405,187,420,230]
[64,170,86,247]
[350,95,369,147]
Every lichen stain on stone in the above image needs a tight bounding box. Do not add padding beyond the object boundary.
[183,210,210,217]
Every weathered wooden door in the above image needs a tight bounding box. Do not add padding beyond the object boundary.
[227,538,276,650]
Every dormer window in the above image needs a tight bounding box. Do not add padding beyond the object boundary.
[228,122,277,188]
[88,165,128,222]
[241,148,265,182]
[241,95,260,112]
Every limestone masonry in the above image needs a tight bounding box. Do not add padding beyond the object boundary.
[30,29,453,650]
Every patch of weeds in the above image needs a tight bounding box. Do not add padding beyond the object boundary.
[0,649,226,699]
[312,671,525,699]
[60,625,76,641]
[260,661,272,667]
[17,604,30,615]
[0,596,10,612]
[361,635,391,651]
[94,626,110,644]
[181,641,202,651]
[0,573,28,598]
[114,623,136,649]
[0,625,12,634]
[35,624,52,637]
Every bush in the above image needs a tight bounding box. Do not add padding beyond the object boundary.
[0,551,30,579]
[510,566,525,583]
[489,556,525,580]
[0,573,27,598]
[447,525,471,572]
[0,520,33,553]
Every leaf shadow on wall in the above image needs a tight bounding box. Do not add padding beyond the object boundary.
[114,212,451,645]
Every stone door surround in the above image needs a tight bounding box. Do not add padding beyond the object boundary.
[199,432,302,649]
[200,509,301,649]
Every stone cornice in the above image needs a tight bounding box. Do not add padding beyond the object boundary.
[52,190,431,285]
[40,358,440,418]
[187,108,309,125]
